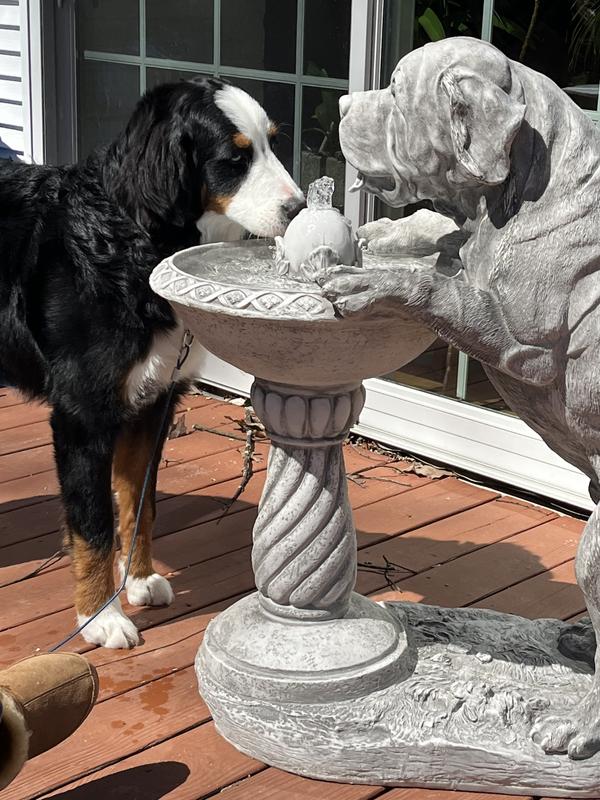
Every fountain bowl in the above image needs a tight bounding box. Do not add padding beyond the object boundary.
[150,239,435,387]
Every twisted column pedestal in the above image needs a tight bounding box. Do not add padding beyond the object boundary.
[198,379,408,706]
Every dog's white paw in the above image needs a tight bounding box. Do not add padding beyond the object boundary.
[125,573,174,607]
[77,597,140,649]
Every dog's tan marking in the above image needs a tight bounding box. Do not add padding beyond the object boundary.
[233,131,252,149]
[69,534,115,617]
[206,194,233,215]
[112,427,155,580]
[268,122,279,138]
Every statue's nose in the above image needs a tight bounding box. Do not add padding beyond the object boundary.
[339,94,352,118]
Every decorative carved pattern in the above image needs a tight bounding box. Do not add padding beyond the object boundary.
[150,262,331,319]
[200,603,598,794]
[250,381,365,620]
[252,443,356,619]
[251,382,365,445]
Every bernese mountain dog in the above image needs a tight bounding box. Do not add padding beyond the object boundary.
[0,77,305,648]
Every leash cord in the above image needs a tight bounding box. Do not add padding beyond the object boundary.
[47,329,194,653]
[0,549,66,590]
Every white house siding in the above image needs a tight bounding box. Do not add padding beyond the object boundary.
[0,0,25,157]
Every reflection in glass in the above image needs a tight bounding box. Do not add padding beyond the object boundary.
[464,358,510,411]
[146,68,210,91]
[385,339,458,398]
[304,0,351,80]
[77,0,139,56]
[229,78,295,176]
[493,0,600,111]
[301,86,345,208]
[78,61,140,157]
[221,0,297,73]
[146,0,213,63]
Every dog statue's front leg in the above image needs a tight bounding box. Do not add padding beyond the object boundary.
[531,502,600,759]
[319,264,557,387]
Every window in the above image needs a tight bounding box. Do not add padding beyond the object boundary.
[75,0,351,206]
[376,0,600,414]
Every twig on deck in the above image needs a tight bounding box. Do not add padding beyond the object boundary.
[217,408,259,523]
[192,424,246,442]
[357,554,406,593]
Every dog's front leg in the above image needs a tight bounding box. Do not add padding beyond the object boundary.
[531,500,600,759]
[52,406,140,649]
[113,395,175,609]
[319,265,557,387]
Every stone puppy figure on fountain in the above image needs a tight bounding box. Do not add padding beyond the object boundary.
[320,36,600,762]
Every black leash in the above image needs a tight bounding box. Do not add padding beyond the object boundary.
[41,329,194,653]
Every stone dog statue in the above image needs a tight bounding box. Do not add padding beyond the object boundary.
[318,36,600,760]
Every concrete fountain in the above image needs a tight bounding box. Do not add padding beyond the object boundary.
[150,178,597,797]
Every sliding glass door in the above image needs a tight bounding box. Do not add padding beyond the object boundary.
[46,0,593,508]
[61,0,352,208]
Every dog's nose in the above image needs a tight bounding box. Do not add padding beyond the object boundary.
[284,198,306,221]
[339,94,352,118]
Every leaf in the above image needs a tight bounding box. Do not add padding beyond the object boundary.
[418,8,446,42]
[492,12,526,40]
[305,60,329,79]
[314,89,340,132]
[408,462,454,479]
[168,415,188,440]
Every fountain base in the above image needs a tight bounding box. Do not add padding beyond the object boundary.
[197,599,599,797]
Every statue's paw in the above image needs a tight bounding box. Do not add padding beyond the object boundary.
[316,266,379,316]
[358,211,460,257]
[334,291,375,317]
[532,701,600,759]
[558,617,596,667]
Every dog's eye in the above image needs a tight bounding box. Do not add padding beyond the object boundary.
[230,154,243,164]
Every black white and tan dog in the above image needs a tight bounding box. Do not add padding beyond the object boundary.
[0,78,304,648]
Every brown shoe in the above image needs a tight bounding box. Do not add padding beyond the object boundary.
[0,653,98,789]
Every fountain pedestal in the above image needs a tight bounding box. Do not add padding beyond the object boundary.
[199,380,411,707]
[151,239,599,798]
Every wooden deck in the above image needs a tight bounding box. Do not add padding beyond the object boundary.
[0,386,588,800]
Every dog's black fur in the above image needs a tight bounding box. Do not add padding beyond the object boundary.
[0,76,288,639]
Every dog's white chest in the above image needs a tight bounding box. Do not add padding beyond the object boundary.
[124,321,205,407]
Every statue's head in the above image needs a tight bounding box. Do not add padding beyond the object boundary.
[339,38,526,209]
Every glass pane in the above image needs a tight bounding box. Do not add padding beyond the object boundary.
[413,0,483,50]
[146,0,214,63]
[77,0,139,56]
[492,1,600,111]
[229,77,295,176]
[221,0,297,73]
[301,86,345,208]
[384,340,458,397]
[464,359,511,412]
[304,0,351,80]
[146,67,211,91]
[78,61,140,156]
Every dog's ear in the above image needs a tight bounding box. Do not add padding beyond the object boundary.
[107,85,205,232]
[441,70,525,187]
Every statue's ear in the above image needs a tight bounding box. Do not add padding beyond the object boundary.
[441,70,525,186]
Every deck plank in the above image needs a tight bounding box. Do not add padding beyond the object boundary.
[357,497,555,595]
[40,723,263,800]
[355,477,498,549]
[1,666,209,800]
[0,394,590,800]
[212,769,384,799]
[371,515,583,608]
